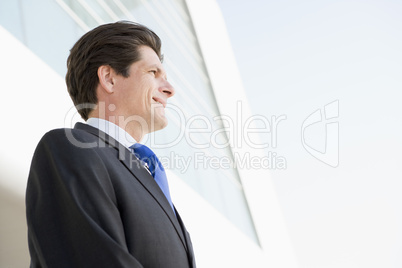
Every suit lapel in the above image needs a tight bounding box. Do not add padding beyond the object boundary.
[74,123,188,251]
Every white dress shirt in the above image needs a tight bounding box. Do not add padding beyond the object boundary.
[86,118,137,150]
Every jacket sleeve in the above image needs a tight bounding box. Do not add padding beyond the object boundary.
[26,129,143,268]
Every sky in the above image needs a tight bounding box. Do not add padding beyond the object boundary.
[216,0,402,267]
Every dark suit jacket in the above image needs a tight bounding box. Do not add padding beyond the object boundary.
[26,123,196,268]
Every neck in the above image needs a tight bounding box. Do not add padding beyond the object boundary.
[89,111,148,142]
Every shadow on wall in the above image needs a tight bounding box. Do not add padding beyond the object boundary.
[0,185,30,267]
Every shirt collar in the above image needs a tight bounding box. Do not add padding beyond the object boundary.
[86,118,137,150]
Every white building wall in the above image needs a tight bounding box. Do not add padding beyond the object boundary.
[0,25,70,267]
[186,0,297,267]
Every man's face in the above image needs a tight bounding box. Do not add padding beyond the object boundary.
[112,46,175,134]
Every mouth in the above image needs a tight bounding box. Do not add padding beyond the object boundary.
[152,97,166,108]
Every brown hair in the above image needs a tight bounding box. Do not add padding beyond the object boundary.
[66,21,162,120]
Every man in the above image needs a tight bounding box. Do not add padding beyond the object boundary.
[26,21,196,268]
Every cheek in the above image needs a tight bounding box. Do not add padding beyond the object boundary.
[137,88,153,111]
[121,78,155,111]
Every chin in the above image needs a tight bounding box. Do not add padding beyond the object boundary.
[159,120,168,130]
[153,117,168,132]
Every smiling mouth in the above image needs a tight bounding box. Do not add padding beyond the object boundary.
[152,98,166,108]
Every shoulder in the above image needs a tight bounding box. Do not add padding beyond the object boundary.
[29,127,116,185]
[41,126,98,145]
[27,128,119,212]
[32,127,108,164]
[38,124,111,152]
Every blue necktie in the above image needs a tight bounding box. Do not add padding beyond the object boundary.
[130,143,175,213]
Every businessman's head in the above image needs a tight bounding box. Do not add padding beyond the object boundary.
[66,21,175,140]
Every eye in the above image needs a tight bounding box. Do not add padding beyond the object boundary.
[150,70,157,76]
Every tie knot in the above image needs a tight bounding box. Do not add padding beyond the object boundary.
[130,143,154,158]
[130,143,163,176]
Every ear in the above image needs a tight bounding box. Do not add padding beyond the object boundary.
[97,65,115,94]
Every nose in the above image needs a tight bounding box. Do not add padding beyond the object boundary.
[160,79,175,98]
